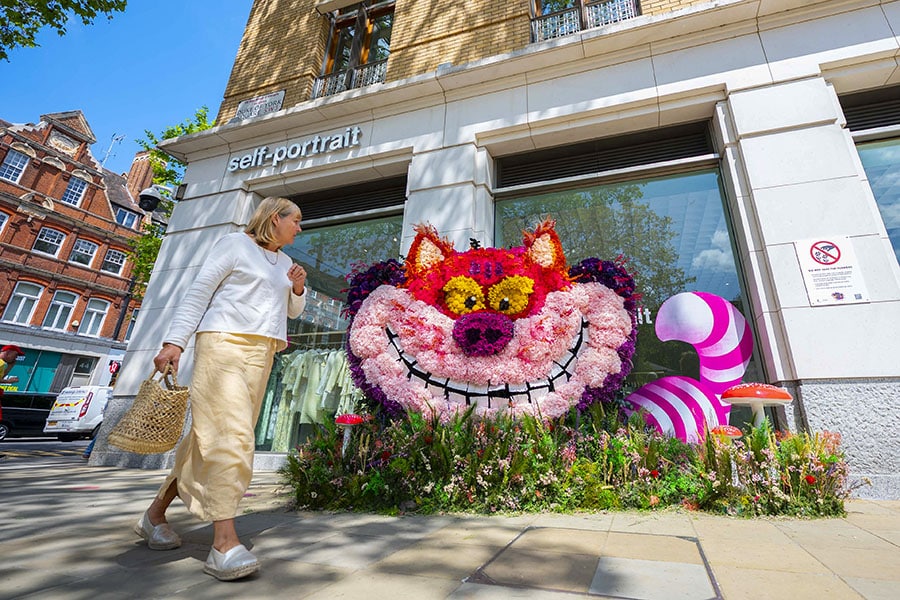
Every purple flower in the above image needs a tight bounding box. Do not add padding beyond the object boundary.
[342,259,406,319]
[452,311,514,356]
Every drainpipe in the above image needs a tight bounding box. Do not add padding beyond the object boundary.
[112,277,136,341]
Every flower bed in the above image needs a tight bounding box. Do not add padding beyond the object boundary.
[280,405,857,517]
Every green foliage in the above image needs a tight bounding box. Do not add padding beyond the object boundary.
[138,106,214,187]
[127,221,164,300]
[0,1,126,61]
[126,107,214,299]
[280,410,857,518]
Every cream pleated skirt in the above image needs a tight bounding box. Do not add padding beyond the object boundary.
[157,331,278,521]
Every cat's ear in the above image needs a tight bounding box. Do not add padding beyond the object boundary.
[406,223,454,276]
[523,219,566,271]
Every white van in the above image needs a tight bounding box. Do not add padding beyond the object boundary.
[43,386,111,442]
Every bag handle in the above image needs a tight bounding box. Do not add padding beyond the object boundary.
[155,364,180,390]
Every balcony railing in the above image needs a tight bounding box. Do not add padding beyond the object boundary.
[312,58,389,99]
[533,0,639,43]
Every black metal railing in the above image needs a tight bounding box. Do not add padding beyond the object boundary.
[533,0,640,43]
[312,58,389,99]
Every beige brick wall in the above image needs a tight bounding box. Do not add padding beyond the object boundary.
[216,0,723,121]
[641,0,710,16]
[388,1,532,81]
[217,0,329,124]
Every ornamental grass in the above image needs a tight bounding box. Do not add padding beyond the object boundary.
[280,404,859,517]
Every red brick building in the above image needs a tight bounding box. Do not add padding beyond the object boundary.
[0,111,154,392]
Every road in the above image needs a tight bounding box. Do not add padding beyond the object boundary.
[0,437,92,467]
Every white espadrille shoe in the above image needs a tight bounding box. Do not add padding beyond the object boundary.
[133,511,182,550]
[203,544,260,581]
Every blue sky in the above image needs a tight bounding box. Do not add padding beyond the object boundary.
[0,1,252,176]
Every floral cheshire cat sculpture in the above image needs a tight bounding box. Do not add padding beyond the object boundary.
[344,221,639,421]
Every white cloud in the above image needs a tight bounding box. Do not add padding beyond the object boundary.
[691,229,733,272]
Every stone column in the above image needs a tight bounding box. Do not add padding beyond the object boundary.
[716,77,900,498]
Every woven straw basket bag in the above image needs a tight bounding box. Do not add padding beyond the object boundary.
[108,367,190,454]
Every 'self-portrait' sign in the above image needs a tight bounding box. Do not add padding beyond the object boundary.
[227,126,362,173]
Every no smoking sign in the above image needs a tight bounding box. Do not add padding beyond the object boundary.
[795,236,869,306]
[810,240,840,265]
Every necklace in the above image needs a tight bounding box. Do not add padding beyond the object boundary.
[257,243,278,265]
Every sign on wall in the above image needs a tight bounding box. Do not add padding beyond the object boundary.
[231,90,285,122]
[226,126,362,173]
[795,236,870,306]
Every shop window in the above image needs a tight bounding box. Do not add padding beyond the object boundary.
[116,207,141,230]
[256,177,405,452]
[2,281,43,324]
[78,298,109,337]
[313,1,394,98]
[33,227,66,257]
[43,290,78,331]
[495,164,760,414]
[60,176,89,206]
[857,139,900,264]
[842,87,900,265]
[70,356,95,387]
[532,0,640,42]
[100,248,127,275]
[0,149,30,183]
[69,239,98,266]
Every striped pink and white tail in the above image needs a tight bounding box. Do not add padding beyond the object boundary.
[625,292,753,442]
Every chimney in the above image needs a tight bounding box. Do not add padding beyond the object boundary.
[125,151,154,201]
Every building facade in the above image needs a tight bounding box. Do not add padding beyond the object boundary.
[0,112,153,392]
[99,0,900,498]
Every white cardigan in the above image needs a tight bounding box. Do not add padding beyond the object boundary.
[164,232,306,352]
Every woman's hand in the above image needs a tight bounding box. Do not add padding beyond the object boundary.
[154,343,183,374]
[287,263,307,296]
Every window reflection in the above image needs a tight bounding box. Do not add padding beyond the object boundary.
[257,214,402,451]
[495,169,758,398]
[858,139,900,264]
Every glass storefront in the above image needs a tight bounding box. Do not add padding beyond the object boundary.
[254,214,403,451]
[858,138,900,264]
[495,168,762,421]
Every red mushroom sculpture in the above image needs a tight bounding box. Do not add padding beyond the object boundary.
[335,413,364,457]
[721,383,793,427]
[710,424,743,442]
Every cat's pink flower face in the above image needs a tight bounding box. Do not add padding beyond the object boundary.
[348,222,634,421]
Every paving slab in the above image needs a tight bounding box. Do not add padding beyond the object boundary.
[589,556,716,600]
[2,458,900,599]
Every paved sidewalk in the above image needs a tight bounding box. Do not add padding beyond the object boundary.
[1,460,898,600]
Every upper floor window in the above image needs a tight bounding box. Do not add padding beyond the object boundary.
[313,1,394,98]
[532,0,640,43]
[69,239,99,267]
[33,227,66,257]
[0,149,30,183]
[43,290,78,331]
[78,298,109,337]
[100,248,127,275]
[115,207,141,230]
[1,281,43,324]
[60,176,89,206]
[0,211,8,234]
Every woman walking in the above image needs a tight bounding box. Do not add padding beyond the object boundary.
[135,196,306,580]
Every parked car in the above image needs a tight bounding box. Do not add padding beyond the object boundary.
[0,392,57,440]
[43,386,111,442]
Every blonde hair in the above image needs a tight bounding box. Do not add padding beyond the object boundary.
[245,196,301,247]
